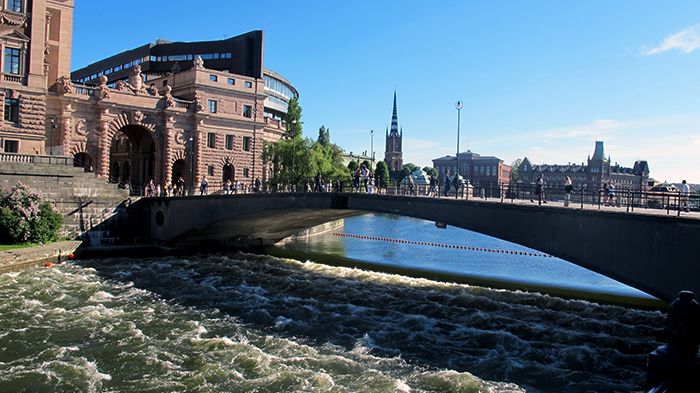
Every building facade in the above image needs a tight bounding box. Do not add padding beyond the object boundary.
[384,91,402,175]
[1,1,297,192]
[517,141,650,191]
[1,0,73,155]
[432,150,511,187]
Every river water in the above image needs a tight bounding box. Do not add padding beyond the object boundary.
[0,214,665,392]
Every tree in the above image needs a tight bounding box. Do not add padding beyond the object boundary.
[361,160,372,171]
[375,161,390,189]
[423,166,439,178]
[284,96,302,139]
[347,160,358,173]
[511,158,523,182]
[0,183,62,244]
[317,125,330,146]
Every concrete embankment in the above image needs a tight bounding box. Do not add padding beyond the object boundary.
[0,241,82,273]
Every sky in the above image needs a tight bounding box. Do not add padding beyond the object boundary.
[72,0,700,183]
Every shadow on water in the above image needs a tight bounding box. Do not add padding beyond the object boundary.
[79,250,664,393]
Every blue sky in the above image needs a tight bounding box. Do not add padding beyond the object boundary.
[72,1,700,183]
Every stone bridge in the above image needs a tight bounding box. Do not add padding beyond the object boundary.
[140,193,700,301]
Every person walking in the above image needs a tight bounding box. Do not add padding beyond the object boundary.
[531,173,545,204]
[428,175,436,197]
[443,171,451,197]
[200,175,208,195]
[680,179,691,212]
[564,176,573,207]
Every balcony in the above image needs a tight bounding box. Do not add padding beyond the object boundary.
[2,73,25,84]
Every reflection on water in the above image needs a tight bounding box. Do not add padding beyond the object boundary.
[0,252,663,392]
[280,214,657,300]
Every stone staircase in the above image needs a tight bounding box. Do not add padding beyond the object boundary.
[0,160,130,238]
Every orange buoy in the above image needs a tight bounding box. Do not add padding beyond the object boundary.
[44,262,53,268]
[68,253,75,260]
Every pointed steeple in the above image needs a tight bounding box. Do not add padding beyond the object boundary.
[389,90,399,136]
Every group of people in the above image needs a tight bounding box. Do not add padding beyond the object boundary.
[143,177,187,197]
[352,164,377,193]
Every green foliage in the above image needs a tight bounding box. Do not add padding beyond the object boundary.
[265,119,349,189]
[317,125,330,146]
[422,166,439,178]
[511,158,523,182]
[375,161,390,188]
[0,183,62,244]
[347,160,359,173]
[361,160,372,171]
[284,96,303,139]
[398,163,418,181]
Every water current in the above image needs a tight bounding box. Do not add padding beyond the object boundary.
[1,255,664,392]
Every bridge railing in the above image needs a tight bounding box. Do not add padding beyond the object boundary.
[138,177,699,215]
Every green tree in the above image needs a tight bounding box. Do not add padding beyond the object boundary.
[0,183,62,244]
[284,96,302,139]
[398,163,418,181]
[375,161,390,189]
[422,166,439,178]
[317,125,330,146]
[511,158,523,182]
[347,160,358,173]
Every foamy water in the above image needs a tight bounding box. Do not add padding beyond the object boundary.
[0,254,663,392]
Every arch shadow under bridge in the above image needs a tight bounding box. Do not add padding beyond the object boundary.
[143,193,700,301]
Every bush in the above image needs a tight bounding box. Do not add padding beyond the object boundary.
[0,182,63,244]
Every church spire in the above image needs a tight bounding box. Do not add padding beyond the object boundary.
[390,90,399,136]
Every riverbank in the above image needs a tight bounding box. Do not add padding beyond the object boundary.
[0,240,82,274]
[266,245,667,310]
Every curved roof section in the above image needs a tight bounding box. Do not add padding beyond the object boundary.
[263,67,298,98]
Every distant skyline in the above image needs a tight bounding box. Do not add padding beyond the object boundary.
[72,1,700,183]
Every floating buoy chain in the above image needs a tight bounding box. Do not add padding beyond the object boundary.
[333,233,553,258]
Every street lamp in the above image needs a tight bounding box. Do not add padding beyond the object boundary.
[455,100,463,199]
[188,137,194,196]
[370,129,374,161]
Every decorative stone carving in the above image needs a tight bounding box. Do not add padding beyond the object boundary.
[193,92,204,112]
[194,55,204,69]
[148,83,159,97]
[129,64,146,94]
[162,85,175,108]
[174,129,187,145]
[133,110,144,125]
[94,75,110,100]
[74,119,87,137]
[0,11,26,27]
[115,80,129,91]
[55,76,74,95]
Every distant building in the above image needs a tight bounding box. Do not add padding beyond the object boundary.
[341,152,374,170]
[517,141,650,191]
[384,91,403,176]
[432,150,511,187]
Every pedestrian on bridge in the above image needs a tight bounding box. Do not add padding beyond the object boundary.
[200,176,208,195]
[680,180,691,212]
[564,176,573,207]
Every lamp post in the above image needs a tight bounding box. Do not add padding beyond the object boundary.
[370,129,374,161]
[455,100,463,199]
[290,119,297,191]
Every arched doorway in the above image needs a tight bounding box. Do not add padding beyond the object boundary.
[109,125,156,190]
[171,159,187,185]
[73,152,92,172]
[110,162,120,183]
[222,163,234,183]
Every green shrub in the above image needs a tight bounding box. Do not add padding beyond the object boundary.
[0,183,63,244]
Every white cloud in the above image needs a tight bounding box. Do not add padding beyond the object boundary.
[544,118,626,139]
[641,24,700,55]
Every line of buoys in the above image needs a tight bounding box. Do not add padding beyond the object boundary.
[333,232,553,258]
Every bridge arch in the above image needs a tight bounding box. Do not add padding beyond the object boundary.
[142,193,700,301]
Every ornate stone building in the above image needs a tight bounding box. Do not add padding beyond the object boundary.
[1,0,297,191]
[517,141,650,191]
[0,0,73,155]
[432,150,511,188]
[384,91,403,175]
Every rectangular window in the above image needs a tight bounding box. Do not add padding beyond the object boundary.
[243,136,251,151]
[243,105,252,118]
[7,0,22,12]
[207,132,216,148]
[162,80,168,87]
[209,74,218,82]
[4,98,19,123]
[4,47,20,75]
[243,167,250,177]
[208,165,215,176]
[227,78,235,85]
[245,81,253,88]
[225,135,234,150]
[208,99,218,113]
[3,139,18,153]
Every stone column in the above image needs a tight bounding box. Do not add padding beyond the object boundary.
[162,114,175,186]
[96,107,111,178]
[59,102,73,156]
